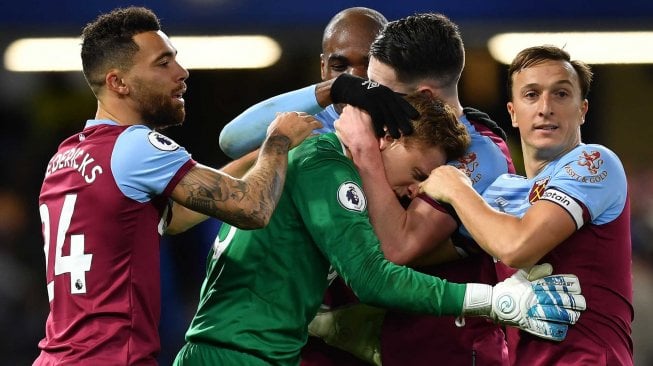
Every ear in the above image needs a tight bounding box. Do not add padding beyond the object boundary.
[378,134,394,151]
[106,70,129,95]
[507,102,518,128]
[319,54,327,81]
[579,99,589,125]
[416,86,435,99]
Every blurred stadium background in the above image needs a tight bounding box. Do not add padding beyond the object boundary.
[0,0,651,364]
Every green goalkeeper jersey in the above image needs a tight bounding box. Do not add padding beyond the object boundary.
[182,133,466,365]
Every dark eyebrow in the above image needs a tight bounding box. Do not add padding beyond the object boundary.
[326,54,350,63]
[154,49,176,63]
[522,79,574,90]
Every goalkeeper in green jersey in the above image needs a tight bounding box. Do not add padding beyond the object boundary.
[174,92,586,366]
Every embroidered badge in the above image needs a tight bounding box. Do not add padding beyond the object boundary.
[529,177,550,204]
[337,181,367,212]
[454,152,481,184]
[148,131,179,151]
[564,150,607,184]
[577,150,603,175]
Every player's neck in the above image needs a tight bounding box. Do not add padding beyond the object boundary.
[95,100,139,126]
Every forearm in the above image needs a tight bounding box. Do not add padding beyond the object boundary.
[235,134,291,227]
[219,85,323,159]
[167,149,260,234]
[165,203,209,235]
[353,266,466,317]
[314,79,335,107]
[332,229,465,316]
[172,134,290,229]
[355,154,410,253]
[446,185,528,265]
[353,148,455,265]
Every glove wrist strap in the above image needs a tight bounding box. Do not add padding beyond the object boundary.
[462,283,492,317]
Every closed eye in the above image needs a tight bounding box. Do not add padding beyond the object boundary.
[413,169,429,182]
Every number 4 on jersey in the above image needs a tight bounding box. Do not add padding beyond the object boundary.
[40,194,93,301]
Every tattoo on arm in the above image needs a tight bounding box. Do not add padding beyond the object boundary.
[177,133,290,229]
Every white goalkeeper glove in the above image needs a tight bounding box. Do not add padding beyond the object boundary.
[462,263,586,341]
[308,303,385,366]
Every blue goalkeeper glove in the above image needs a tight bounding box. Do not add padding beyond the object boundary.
[463,263,586,341]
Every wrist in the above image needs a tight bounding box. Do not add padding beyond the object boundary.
[315,79,334,108]
[462,283,492,317]
[349,139,381,165]
[263,133,291,153]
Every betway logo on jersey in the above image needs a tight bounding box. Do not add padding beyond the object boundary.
[564,150,608,184]
[45,147,103,183]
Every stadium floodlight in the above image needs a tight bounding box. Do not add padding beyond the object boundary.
[488,31,653,64]
[4,35,282,72]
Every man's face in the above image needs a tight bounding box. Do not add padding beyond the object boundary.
[320,24,378,80]
[367,56,413,94]
[507,59,588,160]
[380,138,447,200]
[126,31,189,129]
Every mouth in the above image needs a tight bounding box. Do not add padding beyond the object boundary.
[534,124,558,131]
[172,86,187,102]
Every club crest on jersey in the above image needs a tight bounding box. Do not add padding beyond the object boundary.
[454,152,482,184]
[529,177,550,204]
[148,131,179,151]
[337,181,367,212]
[578,150,604,174]
[564,150,607,183]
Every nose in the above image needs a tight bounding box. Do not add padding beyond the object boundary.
[539,93,554,116]
[406,183,420,200]
[175,60,189,81]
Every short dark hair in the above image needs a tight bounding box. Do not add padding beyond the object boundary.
[370,13,465,89]
[507,45,593,100]
[81,6,161,93]
[403,92,470,161]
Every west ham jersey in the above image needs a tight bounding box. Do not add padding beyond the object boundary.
[378,110,515,366]
[477,143,633,366]
[35,120,195,365]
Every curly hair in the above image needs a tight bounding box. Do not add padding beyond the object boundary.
[402,92,470,161]
[81,6,161,94]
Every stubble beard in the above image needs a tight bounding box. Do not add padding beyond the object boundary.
[133,79,186,130]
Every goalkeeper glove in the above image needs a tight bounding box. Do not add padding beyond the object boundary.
[462,263,586,341]
[330,73,419,139]
[308,303,386,366]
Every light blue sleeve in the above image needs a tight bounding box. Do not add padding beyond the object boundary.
[447,118,511,194]
[112,125,193,203]
[312,104,340,134]
[548,144,627,225]
[218,84,324,159]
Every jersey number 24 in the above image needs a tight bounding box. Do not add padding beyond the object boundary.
[39,194,93,301]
